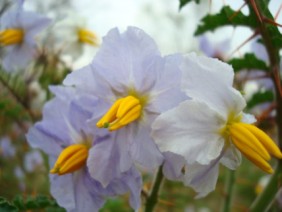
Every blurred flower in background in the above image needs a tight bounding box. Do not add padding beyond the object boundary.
[0,0,51,72]
[0,136,16,158]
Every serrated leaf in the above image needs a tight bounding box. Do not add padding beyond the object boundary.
[179,0,200,9]
[195,6,257,35]
[247,90,274,109]
[35,195,54,208]
[12,196,26,210]
[228,53,269,72]
[12,195,65,211]
[0,197,18,212]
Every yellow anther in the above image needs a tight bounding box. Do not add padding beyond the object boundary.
[0,28,24,46]
[240,123,282,159]
[77,28,98,46]
[97,96,142,131]
[231,135,273,174]
[230,123,271,161]
[50,144,88,175]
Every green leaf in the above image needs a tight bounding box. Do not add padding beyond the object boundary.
[0,197,18,212]
[12,195,65,211]
[253,0,282,50]
[195,6,257,35]
[264,24,282,49]
[228,53,269,72]
[247,90,274,109]
[179,0,200,9]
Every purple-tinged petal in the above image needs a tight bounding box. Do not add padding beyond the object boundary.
[63,64,114,101]
[87,134,132,187]
[74,170,106,212]
[50,173,76,211]
[183,157,221,198]
[91,27,160,91]
[3,43,34,71]
[26,126,62,156]
[162,152,186,181]
[130,124,163,170]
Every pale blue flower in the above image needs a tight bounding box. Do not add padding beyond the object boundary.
[0,136,16,158]
[198,35,230,60]
[24,150,44,173]
[0,0,51,71]
[63,26,187,186]
[26,86,141,211]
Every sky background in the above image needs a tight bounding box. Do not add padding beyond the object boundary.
[24,0,282,68]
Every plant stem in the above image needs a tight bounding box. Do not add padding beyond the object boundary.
[222,170,236,212]
[145,166,164,212]
[250,162,282,211]
[249,0,282,210]
[0,73,35,122]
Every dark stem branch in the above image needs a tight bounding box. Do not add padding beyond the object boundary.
[145,166,164,212]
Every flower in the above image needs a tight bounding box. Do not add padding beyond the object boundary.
[24,150,44,173]
[0,136,16,158]
[0,0,51,71]
[152,53,282,197]
[51,14,98,59]
[198,35,230,60]
[63,26,186,185]
[26,86,141,211]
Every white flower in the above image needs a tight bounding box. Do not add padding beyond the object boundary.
[51,14,98,58]
[152,53,282,197]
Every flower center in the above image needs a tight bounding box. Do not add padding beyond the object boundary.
[50,144,89,175]
[77,28,98,46]
[0,28,24,46]
[228,122,282,174]
[96,95,142,131]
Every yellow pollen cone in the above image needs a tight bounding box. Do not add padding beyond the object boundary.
[0,28,24,46]
[232,136,273,174]
[240,123,282,159]
[50,144,88,175]
[78,28,98,46]
[230,123,271,161]
[97,96,142,131]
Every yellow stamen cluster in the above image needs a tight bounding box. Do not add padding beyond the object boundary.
[230,123,282,174]
[50,144,88,175]
[0,28,24,46]
[97,95,142,131]
[77,28,98,46]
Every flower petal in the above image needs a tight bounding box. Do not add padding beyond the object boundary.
[2,44,34,71]
[220,145,242,170]
[182,159,220,198]
[152,100,225,164]
[148,54,187,113]
[130,124,163,170]
[180,53,246,116]
[50,172,76,211]
[91,27,160,92]
[162,152,186,180]
[74,170,106,212]
[26,126,62,156]
[87,133,132,187]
